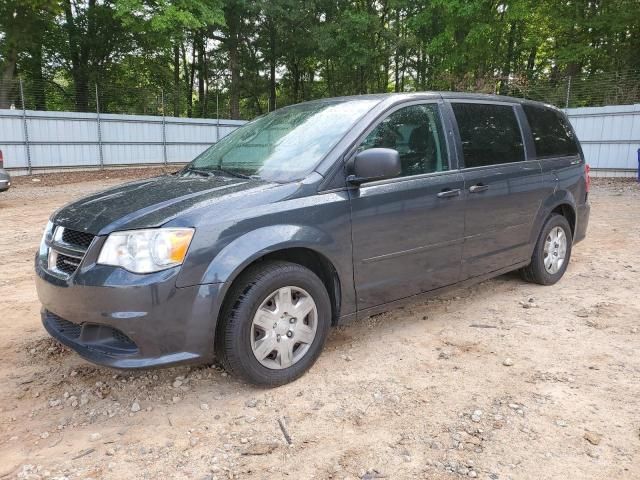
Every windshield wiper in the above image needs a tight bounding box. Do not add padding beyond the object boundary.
[183,166,215,177]
[216,167,251,179]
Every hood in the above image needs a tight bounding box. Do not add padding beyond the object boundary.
[52,174,280,235]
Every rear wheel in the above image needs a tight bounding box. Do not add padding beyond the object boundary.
[520,214,572,285]
[215,261,331,386]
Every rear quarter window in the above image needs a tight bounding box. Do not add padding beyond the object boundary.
[452,103,525,168]
[523,105,579,158]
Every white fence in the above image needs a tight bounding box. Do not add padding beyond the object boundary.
[567,104,639,177]
[1,105,638,177]
[0,109,245,173]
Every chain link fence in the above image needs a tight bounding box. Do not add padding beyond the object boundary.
[1,71,638,175]
[1,70,639,118]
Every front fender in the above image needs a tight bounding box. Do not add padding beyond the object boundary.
[200,224,335,285]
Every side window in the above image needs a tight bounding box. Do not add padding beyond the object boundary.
[523,105,579,158]
[452,103,525,168]
[359,104,449,177]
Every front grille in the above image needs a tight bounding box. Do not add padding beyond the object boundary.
[62,229,94,249]
[56,254,81,275]
[109,328,137,349]
[46,226,94,277]
[47,312,82,339]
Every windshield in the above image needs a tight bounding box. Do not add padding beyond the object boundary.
[185,99,380,182]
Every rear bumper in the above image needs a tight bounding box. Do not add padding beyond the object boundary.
[574,202,590,244]
[0,179,10,191]
[36,262,224,369]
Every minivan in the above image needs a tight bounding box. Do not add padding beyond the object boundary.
[36,93,590,386]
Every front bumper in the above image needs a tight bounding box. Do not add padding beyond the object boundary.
[36,262,223,369]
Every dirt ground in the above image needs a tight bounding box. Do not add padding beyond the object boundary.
[0,171,639,480]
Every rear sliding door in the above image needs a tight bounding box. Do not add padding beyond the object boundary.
[449,101,546,279]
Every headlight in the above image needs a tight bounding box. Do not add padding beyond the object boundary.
[98,228,195,273]
[39,220,54,255]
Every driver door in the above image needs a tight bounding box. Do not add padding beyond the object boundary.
[348,102,465,310]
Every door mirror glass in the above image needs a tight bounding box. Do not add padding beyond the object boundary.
[348,148,401,185]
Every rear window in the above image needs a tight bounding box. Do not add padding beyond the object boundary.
[452,103,525,168]
[523,105,579,158]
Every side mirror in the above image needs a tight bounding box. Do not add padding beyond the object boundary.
[346,148,401,186]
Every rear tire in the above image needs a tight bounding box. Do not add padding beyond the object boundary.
[215,260,331,386]
[520,213,572,285]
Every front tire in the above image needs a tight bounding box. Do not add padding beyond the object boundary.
[520,213,573,285]
[215,261,331,386]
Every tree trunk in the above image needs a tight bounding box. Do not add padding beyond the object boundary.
[225,3,241,119]
[173,42,180,116]
[499,21,517,95]
[197,34,205,117]
[31,40,46,110]
[63,0,91,111]
[268,21,277,112]
[181,41,194,118]
[0,48,17,109]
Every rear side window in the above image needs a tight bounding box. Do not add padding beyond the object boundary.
[523,105,579,158]
[452,103,525,168]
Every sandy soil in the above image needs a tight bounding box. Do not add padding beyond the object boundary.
[0,171,639,480]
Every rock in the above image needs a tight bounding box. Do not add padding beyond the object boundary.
[173,380,183,388]
[240,437,248,444]
[502,358,514,366]
[190,437,199,447]
[245,399,258,408]
[172,396,181,403]
[241,442,279,456]
[89,433,102,442]
[131,402,141,413]
[200,403,209,410]
[468,470,478,478]
[555,420,567,427]
[575,308,590,318]
[40,432,49,439]
[471,410,483,422]
[508,403,520,409]
[584,431,602,445]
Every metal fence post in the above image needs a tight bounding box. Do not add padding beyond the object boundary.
[565,75,572,109]
[18,78,32,174]
[161,89,168,165]
[95,84,104,169]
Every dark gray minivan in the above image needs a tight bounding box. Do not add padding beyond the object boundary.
[36,93,590,385]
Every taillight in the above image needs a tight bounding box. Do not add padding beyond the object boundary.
[0,149,3,168]
[585,164,591,193]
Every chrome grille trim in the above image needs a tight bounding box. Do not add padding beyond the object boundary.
[46,226,95,278]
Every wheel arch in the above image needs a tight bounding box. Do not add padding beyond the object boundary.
[530,190,578,248]
[206,226,344,333]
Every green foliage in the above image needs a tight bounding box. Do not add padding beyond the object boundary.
[1,0,638,116]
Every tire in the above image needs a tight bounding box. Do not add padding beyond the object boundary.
[215,260,331,386]
[520,213,573,285]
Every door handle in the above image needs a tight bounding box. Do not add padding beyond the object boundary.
[437,188,461,198]
[469,184,489,193]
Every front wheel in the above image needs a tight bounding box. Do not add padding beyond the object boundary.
[215,261,331,386]
[520,213,573,285]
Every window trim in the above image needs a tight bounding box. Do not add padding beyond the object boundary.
[447,100,529,170]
